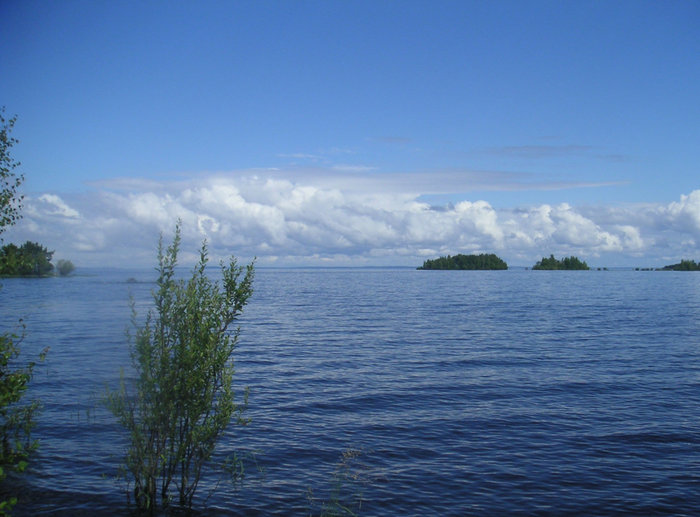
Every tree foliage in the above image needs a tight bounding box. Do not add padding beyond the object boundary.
[661,259,700,271]
[0,241,74,278]
[0,108,23,233]
[56,259,75,277]
[0,328,47,513]
[532,254,589,270]
[418,253,508,270]
[106,224,255,514]
[0,242,54,277]
[0,109,46,516]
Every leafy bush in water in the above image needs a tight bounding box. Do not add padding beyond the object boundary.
[56,259,75,276]
[308,449,369,517]
[1,107,47,515]
[0,327,47,515]
[106,224,254,514]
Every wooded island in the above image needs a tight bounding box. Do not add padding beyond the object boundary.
[418,253,508,270]
[532,255,589,270]
[660,259,700,271]
[0,241,74,277]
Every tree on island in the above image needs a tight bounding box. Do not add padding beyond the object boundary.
[532,254,589,270]
[661,259,700,271]
[0,241,54,277]
[418,253,508,270]
[0,242,75,277]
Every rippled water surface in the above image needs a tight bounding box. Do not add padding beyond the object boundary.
[1,268,700,515]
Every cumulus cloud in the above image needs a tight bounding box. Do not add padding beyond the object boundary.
[4,170,700,268]
[665,190,700,234]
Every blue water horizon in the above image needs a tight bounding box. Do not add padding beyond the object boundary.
[1,268,699,515]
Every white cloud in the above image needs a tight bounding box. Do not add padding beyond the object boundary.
[37,194,80,218]
[665,190,700,234]
[4,171,700,268]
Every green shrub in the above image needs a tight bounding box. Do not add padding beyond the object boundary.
[56,259,75,276]
[106,223,254,514]
[0,326,47,515]
[1,108,47,515]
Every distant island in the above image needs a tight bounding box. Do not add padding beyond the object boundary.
[418,253,508,270]
[660,259,700,271]
[532,255,589,270]
[0,241,74,277]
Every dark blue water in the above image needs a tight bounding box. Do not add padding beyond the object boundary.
[1,268,699,515]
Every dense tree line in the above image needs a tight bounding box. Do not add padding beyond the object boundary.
[532,255,589,270]
[418,253,508,270]
[661,259,700,271]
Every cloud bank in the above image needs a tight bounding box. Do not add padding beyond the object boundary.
[4,170,700,268]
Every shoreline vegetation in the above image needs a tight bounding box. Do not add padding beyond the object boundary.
[1,106,46,516]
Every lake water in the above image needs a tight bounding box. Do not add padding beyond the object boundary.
[1,268,699,516]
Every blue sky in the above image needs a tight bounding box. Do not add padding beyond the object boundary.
[1,1,699,267]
